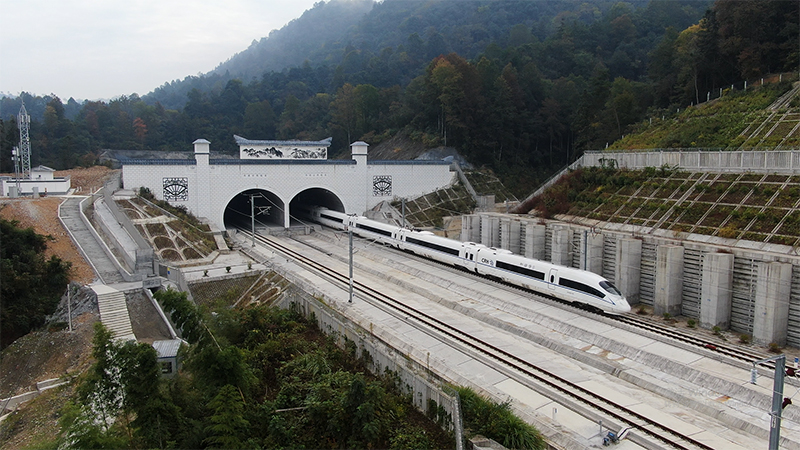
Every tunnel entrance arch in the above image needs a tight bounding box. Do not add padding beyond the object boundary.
[223,189,285,231]
[289,188,345,225]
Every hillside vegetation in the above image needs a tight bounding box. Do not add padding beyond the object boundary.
[522,80,800,241]
[611,79,799,149]
[5,0,797,199]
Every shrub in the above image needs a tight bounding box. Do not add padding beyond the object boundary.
[687,319,696,328]
[718,225,738,239]
[739,334,751,344]
[456,386,545,450]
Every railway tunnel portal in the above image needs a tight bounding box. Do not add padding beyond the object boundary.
[121,137,455,232]
[223,187,345,230]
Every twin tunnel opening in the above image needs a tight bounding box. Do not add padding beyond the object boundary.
[223,187,344,230]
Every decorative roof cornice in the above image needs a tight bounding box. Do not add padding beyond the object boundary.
[234,135,332,147]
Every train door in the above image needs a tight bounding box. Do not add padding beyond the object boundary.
[547,268,558,290]
[464,244,477,272]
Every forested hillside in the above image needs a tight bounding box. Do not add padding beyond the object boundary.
[0,0,797,197]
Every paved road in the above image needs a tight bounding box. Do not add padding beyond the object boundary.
[59,197,125,284]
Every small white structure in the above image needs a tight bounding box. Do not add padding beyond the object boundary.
[235,135,331,160]
[31,165,56,180]
[152,339,182,376]
[0,165,71,196]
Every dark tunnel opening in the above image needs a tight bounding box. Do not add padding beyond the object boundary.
[289,188,345,223]
[223,189,284,230]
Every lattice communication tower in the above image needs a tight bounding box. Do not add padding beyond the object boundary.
[18,101,31,179]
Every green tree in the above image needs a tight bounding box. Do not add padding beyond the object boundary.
[330,83,358,143]
[0,219,71,348]
[203,385,250,449]
[0,117,19,174]
[429,57,466,144]
[57,401,128,449]
[77,323,124,431]
[243,100,277,138]
[674,23,704,105]
[648,27,680,107]
[155,288,255,395]
[278,94,302,139]
[74,323,180,448]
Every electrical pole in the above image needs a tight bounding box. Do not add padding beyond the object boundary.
[751,354,787,449]
[242,192,270,247]
[349,228,354,303]
[67,285,72,332]
[583,229,588,271]
[11,147,21,196]
[250,194,256,247]
[401,198,406,228]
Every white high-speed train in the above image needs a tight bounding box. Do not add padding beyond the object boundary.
[310,207,631,315]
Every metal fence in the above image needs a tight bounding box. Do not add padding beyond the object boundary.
[580,149,800,174]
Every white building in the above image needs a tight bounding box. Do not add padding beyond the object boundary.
[0,165,71,196]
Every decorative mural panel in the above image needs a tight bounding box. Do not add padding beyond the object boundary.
[290,147,327,159]
[373,175,392,196]
[163,177,188,201]
[240,146,327,159]
[242,147,285,158]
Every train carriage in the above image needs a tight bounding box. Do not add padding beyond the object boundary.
[310,207,630,314]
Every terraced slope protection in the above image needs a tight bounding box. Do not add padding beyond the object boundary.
[533,167,800,246]
[117,196,217,262]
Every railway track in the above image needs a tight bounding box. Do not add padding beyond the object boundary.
[611,314,780,371]
[248,229,716,450]
[333,230,782,375]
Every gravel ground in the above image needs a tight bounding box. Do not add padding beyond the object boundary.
[0,166,117,285]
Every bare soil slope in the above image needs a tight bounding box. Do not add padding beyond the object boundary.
[1,168,115,449]
[0,166,117,284]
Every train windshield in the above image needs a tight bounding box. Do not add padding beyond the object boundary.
[600,281,622,296]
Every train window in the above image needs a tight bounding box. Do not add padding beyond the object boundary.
[550,275,554,283]
[559,278,605,298]
[600,281,621,296]
[406,236,460,256]
[496,261,544,280]
[321,213,343,223]
[356,223,392,237]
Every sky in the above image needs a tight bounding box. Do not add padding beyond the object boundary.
[0,0,321,101]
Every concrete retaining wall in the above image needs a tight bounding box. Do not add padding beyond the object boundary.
[79,195,138,282]
[93,199,137,273]
[463,212,800,346]
[1,378,69,415]
[581,149,800,174]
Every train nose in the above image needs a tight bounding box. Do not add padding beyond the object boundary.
[615,298,631,314]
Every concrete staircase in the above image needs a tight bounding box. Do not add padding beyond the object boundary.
[92,285,135,341]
